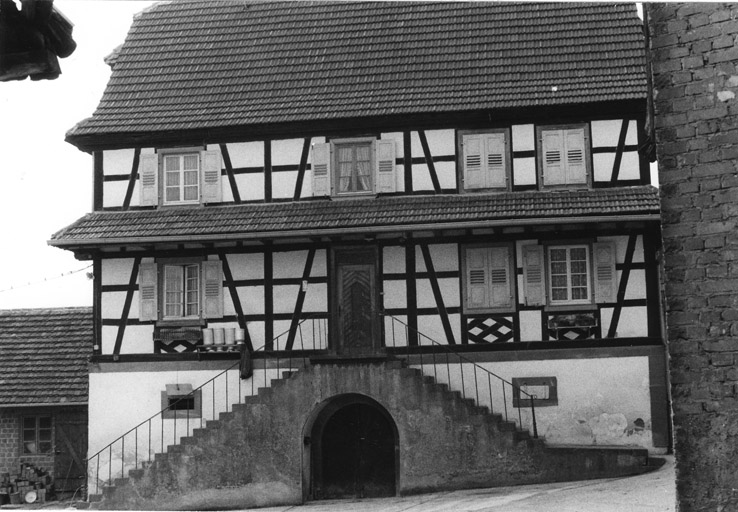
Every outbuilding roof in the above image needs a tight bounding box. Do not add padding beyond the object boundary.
[50,187,660,249]
[0,308,91,407]
[66,1,647,149]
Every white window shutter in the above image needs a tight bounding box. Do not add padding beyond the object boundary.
[594,242,617,303]
[463,135,483,189]
[488,246,513,309]
[541,130,565,186]
[139,154,159,206]
[485,133,507,189]
[522,245,546,306]
[375,139,396,193]
[465,247,490,310]
[202,260,223,319]
[311,143,331,196]
[201,150,222,203]
[565,128,587,184]
[139,262,158,321]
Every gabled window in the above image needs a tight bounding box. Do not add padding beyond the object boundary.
[459,130,509,191]
[522,242,616,308]
[22,416,52,454]
[312,138,396,197]
[139,148,222,206]
[462,244,515,313]
[139,259,223,323]
[538,125,590,187]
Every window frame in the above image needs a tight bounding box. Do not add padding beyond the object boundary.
[161,386,202,420]
[536,123,591,188]
[331,137,376,196]
[158,148,203,206]
[545,244,593,307]
[21,415,52,455]
[461,243,516,314]
[157,257,205,326]
[457,128,511,192]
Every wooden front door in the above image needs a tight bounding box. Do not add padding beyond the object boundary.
[53,407,87,497]
[335,250,378,354]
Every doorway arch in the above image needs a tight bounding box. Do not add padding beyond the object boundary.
[304,394,398,500]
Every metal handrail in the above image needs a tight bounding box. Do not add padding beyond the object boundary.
[85,315,326,497]
[383,313,538,439]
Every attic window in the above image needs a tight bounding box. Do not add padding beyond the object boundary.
[538,125,590,188]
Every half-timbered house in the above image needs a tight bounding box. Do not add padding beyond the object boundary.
[50,2,668,507]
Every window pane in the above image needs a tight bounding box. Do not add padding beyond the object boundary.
[550,249,567,262]
[39,416,51,429]
[164,266,183,317]
[39,442,52,454]
[551,289,568,301]
[169,396,195,411]
[23,417,36,429]
[185,265,199,316]
[39,428,52,442]
[164,156,180,172]
[183,155,199,170]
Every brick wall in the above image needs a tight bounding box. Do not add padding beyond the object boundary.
[647,4,738,511]
[0,410,20,474]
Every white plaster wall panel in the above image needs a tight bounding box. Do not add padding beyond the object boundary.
[613,306,648,338]
[226,141,264,169]
[249,321,265,349]
[311,249,328,277]
[225,253,264,281]
[415,279,435,309]
[626,120,638,145]
[600,307,614,336]
[381,132,404,193]
[273,251,308,279]
[435,161,457,189]
[103,182,128,208]
[411,162,434,192]
[439,278,461,308]
[415,315,446,345]
[235,286,265,315]
[513,157,537,186]
[238,173,265,202]
[518,310,542,341]
[382,280,406,309]
[271,171,298,199]
[415,243,458,272]
[593,153,616,182]
[271,138,303,166]
[103,148,135,176]
[383,246,405,274]
[101,291,129,322]
[512,124,535,152]
[101,326,117,354]
[517,275,525,305]
[288,317,328,350]
[413,356,654,450]
[591,120,622,147]
[599,235,644,263]
[128,181,141,207]
[272,285,299,314]
[102,259,134,286]
[303,282,328,312]
[118,325,155,354]
[424,129,456,154]
[624,269,647,300]
[618,151,641,180]
[272,319,292,350]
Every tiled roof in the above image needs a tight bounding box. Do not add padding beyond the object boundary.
[50,187,660,247]
[0,308,91,406]
[66,1,647,144]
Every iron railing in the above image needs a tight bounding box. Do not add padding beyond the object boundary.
[85,316,327,497]
[383,314,538,438]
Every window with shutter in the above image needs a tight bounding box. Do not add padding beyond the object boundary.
[546,244,592,306]
[143,148,223,206]
[460,130,509,191]
[462,244,514,313]
[538,125,590,188]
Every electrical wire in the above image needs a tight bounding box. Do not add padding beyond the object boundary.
[0,264,92,293]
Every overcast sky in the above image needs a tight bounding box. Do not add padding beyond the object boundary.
[0,1,154,309]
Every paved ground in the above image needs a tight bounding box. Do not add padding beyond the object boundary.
[254,456,675,512]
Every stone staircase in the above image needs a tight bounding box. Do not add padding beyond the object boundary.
[87,359,659,510]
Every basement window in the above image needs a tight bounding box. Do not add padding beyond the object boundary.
[512,377,558,408]
[161,384,202,419]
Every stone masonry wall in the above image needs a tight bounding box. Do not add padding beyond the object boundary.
[648,4,738,511]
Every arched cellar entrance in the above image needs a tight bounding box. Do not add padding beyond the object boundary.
[307,394,398,500]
